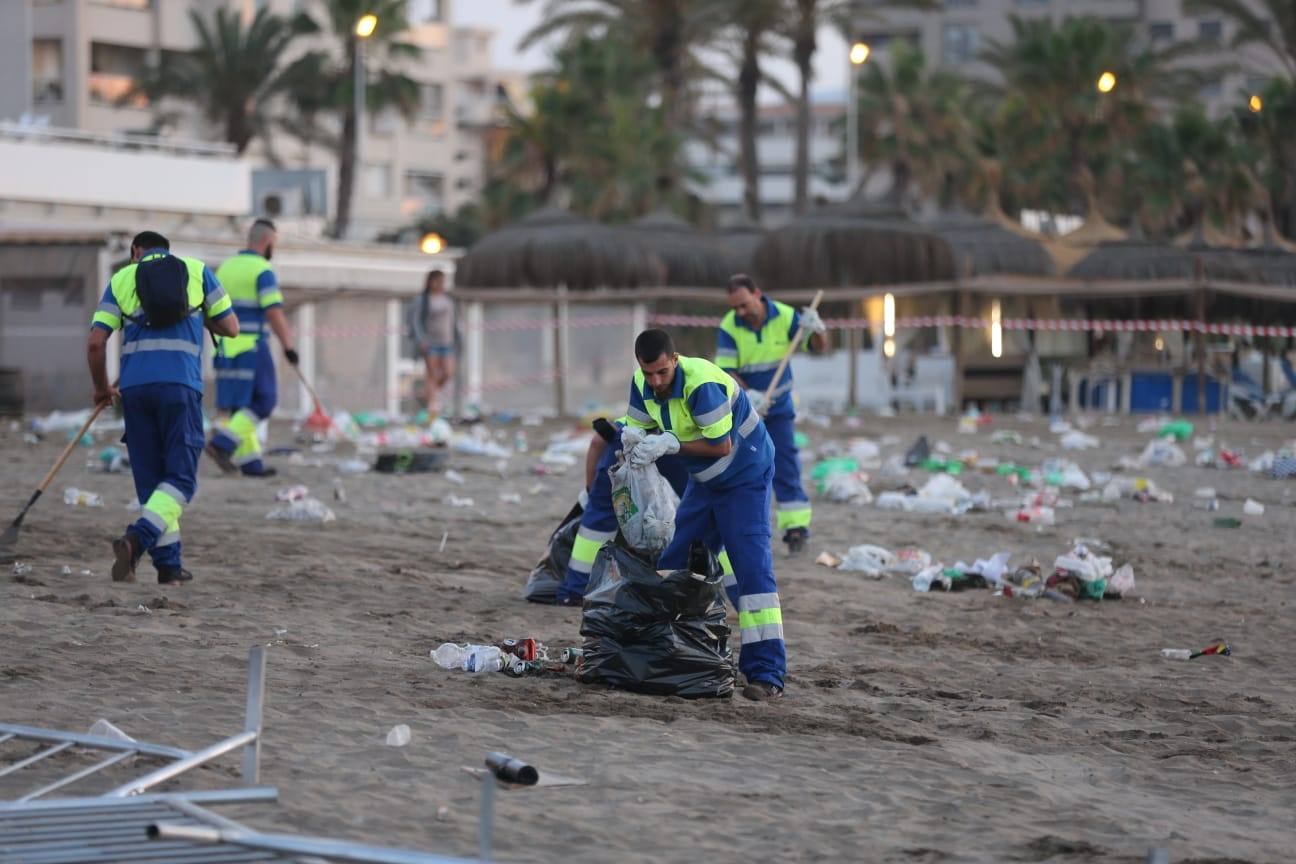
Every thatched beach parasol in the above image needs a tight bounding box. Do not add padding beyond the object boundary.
[621,209,744,287]
[455,206,663,290]
[752,197,955,290]
[924,209,1054,277]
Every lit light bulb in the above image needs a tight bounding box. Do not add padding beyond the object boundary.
[1096,71,1117,94]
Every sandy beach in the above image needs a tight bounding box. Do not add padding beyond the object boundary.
[1,411,1293,863]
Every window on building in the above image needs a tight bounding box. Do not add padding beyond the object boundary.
[409,0,444,22]
[90,0,152,8]
[942,23,979,64]
[89,42,147,106]
[421,83,444,120]
[363,163,392,199]
[1013,0,1048,6]
[1148,21,1174,44]
[1198,19,1223,44]
[402,170,445,216]
[943,0,977,7]
[31,39,63,103]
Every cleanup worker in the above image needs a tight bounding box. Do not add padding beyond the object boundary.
[716,274,827,555]
[87,231,238,584]
[622,329,785,701]
[206,219,297,477]
[557,418,734,605]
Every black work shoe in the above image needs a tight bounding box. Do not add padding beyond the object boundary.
[240,465,278,478]
[111,533,141,583]
[205,443,238,475]
[741,681,784,702]
[783,528,808,556]
[157,566,193,585]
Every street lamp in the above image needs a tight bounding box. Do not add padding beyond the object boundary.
[846,41,870,194]
[420,232,445,255]
[1096,71,1117,94]
[352,13,378,235]
[1248,93,1263,113]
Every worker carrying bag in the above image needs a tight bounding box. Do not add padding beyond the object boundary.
[128,255,197,329]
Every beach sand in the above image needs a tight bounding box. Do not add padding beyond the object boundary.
[1,412,1293,862]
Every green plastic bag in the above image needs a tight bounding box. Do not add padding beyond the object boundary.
[1159,420,1193,442]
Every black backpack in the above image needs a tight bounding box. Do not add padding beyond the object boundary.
[126,255,198,329]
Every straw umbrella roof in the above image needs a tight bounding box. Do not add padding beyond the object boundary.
[924,209,1054,276]
[455,206,663,290]
[1066,218,1255,283]
[714,216,766,274]
[621,209,744,287]
[752,197,955,289]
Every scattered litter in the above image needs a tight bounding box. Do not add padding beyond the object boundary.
[439,530,449,552]
[1158,420,1194,442]
[1135,439,1187,468]
[265,498,336,522]
[991,430,1023,445]
[336,459,370,474]
[275,485,309,502]
[1194,487,1217,499]
[59,565,71,576]
[903,436,931,467]
[837,545,894,577]
[385,724,412,747]
[332,480,346,502]
[1161,642,1230,661]
[374,451,445,474]
[1243,498,1265,516]
[1102,477,1173,504]
[448,495,475,508]
[12,562,32,575]
[98,446,126,473]
[848,439,881,467]
[87,719,134,742]
[499,492,522,504]
[814,551,841,568]
[444,469,466,486]
[1213,517,1242,529]
[1059,431,1100,450]
[1007,505,1055,525]
[63,488,104,508]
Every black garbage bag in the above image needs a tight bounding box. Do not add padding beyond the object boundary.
[578,540,735,699]
[522,501,583,604]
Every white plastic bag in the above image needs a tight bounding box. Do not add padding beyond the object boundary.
[608,458,680,555]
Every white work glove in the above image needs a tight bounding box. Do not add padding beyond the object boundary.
[745,388,768,414]
[798,306,827,334]
[619,426,647,461]
[627,432,679,467]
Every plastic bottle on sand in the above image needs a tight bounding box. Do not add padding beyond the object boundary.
[1160,649,1192,660]
[431,643,467,669]
[463,646,503,674]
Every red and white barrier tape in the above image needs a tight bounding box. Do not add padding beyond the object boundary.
[304,315,1295,339]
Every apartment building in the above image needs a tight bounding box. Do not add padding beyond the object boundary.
[850,0,1284,117]
[0,0,515,239]
[687,99,851,228]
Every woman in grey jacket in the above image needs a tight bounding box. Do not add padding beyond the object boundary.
[411,269,456,420]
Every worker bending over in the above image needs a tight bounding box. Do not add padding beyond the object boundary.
[622,329,785,701]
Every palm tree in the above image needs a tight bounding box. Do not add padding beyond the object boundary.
[785,0,936,214]
[721,0,787,222]
[1126,107,1258,237]
[124,7,304,155]
[486,35,686,222]
[853,41,972,205]
[1237,75,1296,238]
[517,0,718,198]
[983,15,1196,219]
[1185,0,1296,77]
[284,0,421,240]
